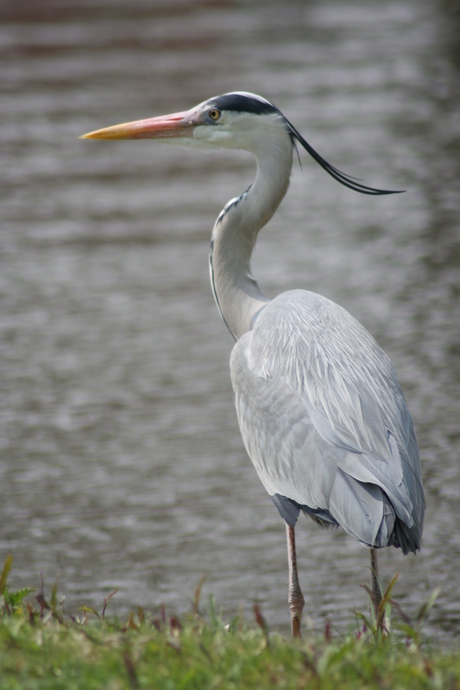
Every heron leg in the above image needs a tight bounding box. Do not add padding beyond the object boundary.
[370,548,382,621]
[286,523,304,638]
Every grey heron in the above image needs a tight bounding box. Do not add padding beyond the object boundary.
[81,92,425,637]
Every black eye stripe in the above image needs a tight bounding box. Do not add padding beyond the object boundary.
[207,94,279,116]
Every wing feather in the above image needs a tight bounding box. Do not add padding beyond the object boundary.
[230,289,424,551]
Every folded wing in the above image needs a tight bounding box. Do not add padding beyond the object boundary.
[231,290,424,553]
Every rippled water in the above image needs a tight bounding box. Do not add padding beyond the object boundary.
[1,0,459,641]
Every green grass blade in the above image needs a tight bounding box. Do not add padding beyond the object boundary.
[0,555,13,596]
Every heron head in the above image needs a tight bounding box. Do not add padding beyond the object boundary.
[81,92,403,196]
[80,92,287,153]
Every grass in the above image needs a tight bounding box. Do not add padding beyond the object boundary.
[0,555,459,690]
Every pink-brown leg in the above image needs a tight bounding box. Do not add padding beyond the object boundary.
[286,524,305,638]
[370,547,382,620]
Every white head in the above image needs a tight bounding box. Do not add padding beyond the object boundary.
[81,91,287,154]
[81,91,402,195]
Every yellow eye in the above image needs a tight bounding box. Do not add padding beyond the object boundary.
[208,108,221,121]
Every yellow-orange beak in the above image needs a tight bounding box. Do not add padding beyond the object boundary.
[80,109,199,140]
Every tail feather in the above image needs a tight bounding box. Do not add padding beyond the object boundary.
[272,473,421,555]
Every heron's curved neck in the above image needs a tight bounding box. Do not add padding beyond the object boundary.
[209,139,293,340]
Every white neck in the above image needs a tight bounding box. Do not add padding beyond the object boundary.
[209,133,293,340]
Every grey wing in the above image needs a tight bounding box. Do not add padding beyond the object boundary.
[230,290,425,553]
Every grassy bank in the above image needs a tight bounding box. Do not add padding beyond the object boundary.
[0,557,458,689]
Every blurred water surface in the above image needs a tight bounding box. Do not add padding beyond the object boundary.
[1,0,460,640]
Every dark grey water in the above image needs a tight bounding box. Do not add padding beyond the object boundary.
[1,0,459,641]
